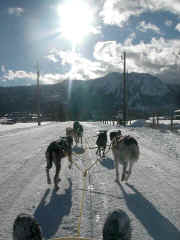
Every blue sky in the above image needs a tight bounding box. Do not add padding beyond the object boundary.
[0,0,180,85]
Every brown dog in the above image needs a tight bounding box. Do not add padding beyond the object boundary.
[45,136,73,190]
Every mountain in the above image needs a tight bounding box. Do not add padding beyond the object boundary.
[64,72,179,119]
[0,72,179,120]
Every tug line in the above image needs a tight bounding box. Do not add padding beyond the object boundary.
[70,135,102,238]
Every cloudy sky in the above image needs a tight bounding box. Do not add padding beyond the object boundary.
[1,0,180,85]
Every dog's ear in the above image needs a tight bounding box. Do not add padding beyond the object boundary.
[103,209,131,240]
[13,214,43,240]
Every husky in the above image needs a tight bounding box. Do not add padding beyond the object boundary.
[45,136,73,191]
[109,130,122,142]
[96,130,108,158]
[73,121,83,145]
[110,131,139,182]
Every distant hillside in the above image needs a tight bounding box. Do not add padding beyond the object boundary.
[64,72,179,119]
[0,72,179,120]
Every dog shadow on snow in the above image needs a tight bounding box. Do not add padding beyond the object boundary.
[99,157,114,170]
[34,178,72,239]
[117,182,180,240]
[72,145,85,154]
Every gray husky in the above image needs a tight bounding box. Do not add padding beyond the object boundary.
[110,131,139,182]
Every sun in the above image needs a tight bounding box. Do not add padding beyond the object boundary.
[57,0,94,46]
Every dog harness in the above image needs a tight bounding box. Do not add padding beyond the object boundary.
[114,135,138,146]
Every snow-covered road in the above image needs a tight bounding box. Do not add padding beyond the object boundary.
[0,121,180,240]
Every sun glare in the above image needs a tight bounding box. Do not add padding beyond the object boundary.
[57,1,94,46]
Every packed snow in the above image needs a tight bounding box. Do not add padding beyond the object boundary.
[0,120,180,240]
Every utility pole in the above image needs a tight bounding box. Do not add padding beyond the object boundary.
[36,63,41,126]
[123,51,127,126]
[126,69,128,125]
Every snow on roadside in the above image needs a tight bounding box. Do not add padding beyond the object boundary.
[0,122,52,132]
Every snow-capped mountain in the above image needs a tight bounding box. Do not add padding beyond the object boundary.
[66,72,179,118]
[0,72,179,119]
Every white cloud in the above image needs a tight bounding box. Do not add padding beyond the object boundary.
[100,0,180,27]
[175,23,180,32]
[45,48,107,81]
[93,37,180,84]
[4,70,36,81]
[61,51,107,80]
[4,35,180,85]
[137,21,161,34]
[8,8,24,16]
[94,41,123,71]
[2,69,68,84]
[100,0,144,27]
[45,36,180,84]
[41,73,67,84]
[45,54,59,63]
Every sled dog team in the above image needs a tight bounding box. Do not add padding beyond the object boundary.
[45,121,140,190]
[12,122,139,240]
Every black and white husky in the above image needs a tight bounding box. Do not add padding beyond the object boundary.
[73,121,83,145]
[96,130,108,157]
[110,131,140,182]
[45,136,73,190]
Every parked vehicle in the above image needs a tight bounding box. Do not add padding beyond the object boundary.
[0,117,16,124]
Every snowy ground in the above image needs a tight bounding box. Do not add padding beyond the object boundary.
[0,121,51,133]
[0,121,180,240]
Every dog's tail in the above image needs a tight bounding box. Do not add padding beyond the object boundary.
[127,140,140,162]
